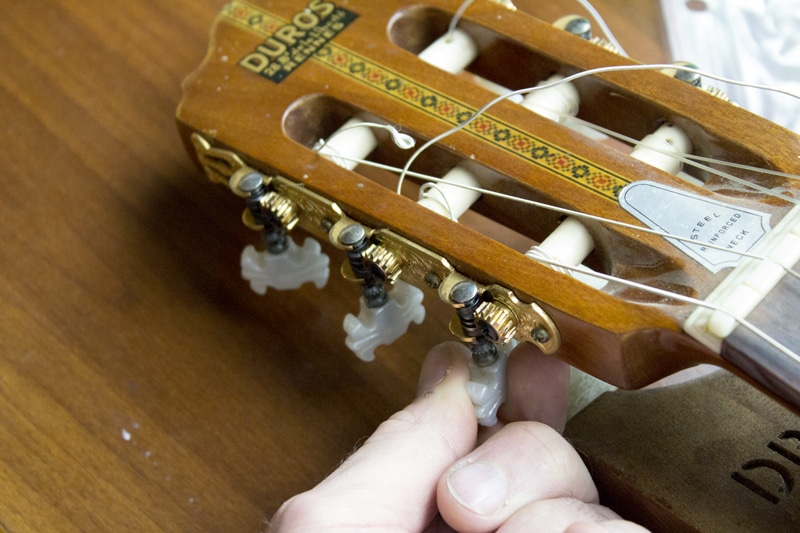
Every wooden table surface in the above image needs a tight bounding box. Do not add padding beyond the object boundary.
[0,1,667,531]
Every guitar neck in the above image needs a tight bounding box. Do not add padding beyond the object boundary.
[722,264,800,411]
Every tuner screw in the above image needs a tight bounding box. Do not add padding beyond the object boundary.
[450,281,479,308]
[671,61,702,87]
[554,15,619,53]
[531,326,550,344]
[666,62,735,104]
[234,170,289,254]
[424,272,442,289]
[339,224,365,247]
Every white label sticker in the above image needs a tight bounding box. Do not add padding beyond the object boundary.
[618,181,771,273]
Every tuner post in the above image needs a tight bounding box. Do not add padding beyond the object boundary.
[338,223,389,308]
[333,222,425,362]
[235,170,290,254]
[449,281,499,367]
[227,167,329,295]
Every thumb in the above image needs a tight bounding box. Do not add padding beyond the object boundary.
[268,342,477,532]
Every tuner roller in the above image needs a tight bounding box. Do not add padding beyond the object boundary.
[316,117,378,171]
[526,217,608,290]
[417,165,482,220]
[520,74,581,124]
[418,27,520,101]
[418,28,477,75]
[537,216,595,267]
[520,74,606,140]
[631,123,695,180]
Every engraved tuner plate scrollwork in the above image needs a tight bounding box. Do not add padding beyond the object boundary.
[190,133,560,354]
[438,272,560,355]
[191,133,246,186]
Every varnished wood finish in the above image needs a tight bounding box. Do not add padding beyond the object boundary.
[1,0,452,530]
[0,0,791,531]
[722,267,800,409]
[176,0,800,401]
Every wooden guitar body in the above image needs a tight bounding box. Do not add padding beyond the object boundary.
[177,1,800,410]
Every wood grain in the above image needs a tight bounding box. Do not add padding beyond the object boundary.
[0,1,667,531]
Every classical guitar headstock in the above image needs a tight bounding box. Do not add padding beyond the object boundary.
[177,0,800,420]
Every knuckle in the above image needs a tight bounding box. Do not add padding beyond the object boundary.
[268,492,324,531]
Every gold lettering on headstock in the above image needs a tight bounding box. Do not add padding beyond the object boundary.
[227,0,358,83]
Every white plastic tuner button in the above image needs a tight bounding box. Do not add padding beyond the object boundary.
[343,280,425,362]
[467,341,515,427]
[240,237,330,294]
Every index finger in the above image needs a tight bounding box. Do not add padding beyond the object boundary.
[496,343,570,432]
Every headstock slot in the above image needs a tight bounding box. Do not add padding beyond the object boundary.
[282,92,592,264]
[387,3,794,198]
[388,5,558,93]
[566,76,792,196]
[279,91,708,304]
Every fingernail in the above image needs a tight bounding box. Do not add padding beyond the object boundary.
[447,462,508,515]
[416,346,453,396]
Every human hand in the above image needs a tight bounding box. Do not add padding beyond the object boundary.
[268,342,649,532]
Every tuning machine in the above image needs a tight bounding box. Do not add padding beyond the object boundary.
[439,274,560,426]
[553,14,621,54]
[190,133,330,294]
[329,218,425,362]
[662,61,735,104]
[225,168,329,294]
[440,275,559,357]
